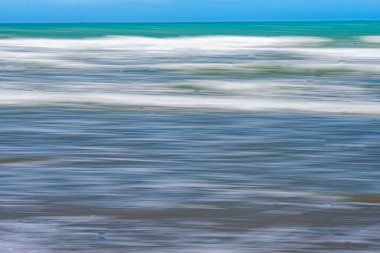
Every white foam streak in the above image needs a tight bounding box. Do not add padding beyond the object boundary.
[172,80,370,95]
[0,36,331,50]
[360,36,380,43]
[284,47,380,60]
[1,92,379,115]
[154,62,380,74]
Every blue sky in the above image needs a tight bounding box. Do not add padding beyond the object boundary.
[0,0,380,23]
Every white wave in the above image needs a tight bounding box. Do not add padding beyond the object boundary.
[171,80,370,95]
[0,36,331,50]
[3,42,380,73]
[283,47,380,60]
[360,36,380,43]
[153,61,380,74]
[3,36,380,74]
[1,91,379,115]
[1,79,373,103]
[3,54,380,74]
[0,51,101,69]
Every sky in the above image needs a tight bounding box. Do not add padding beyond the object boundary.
[1,0,380,23]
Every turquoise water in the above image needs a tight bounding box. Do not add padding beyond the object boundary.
[0,22,380,252]
[1,21,380,38]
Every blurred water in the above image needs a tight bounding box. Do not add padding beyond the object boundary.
[0,23,380,252]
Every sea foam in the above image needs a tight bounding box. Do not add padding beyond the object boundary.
[1,91,379,115]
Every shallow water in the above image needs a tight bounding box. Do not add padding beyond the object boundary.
[0,23,380,252]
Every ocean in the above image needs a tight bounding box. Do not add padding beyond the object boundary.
[0,22,380,252]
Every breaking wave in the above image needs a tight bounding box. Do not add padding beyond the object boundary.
[0,35,379,116]
[1,91,380,115]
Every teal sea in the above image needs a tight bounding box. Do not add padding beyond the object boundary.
[2,21,380,38]
[0,22,380,252]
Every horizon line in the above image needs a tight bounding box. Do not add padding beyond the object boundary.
[1,19,380,25]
